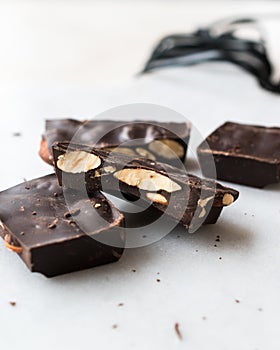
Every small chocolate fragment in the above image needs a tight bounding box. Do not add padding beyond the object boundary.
[53,142,239,231]
[174,323,183,340]
[0,175,124,277]
[197,122,280,188]
[39,119,191,167]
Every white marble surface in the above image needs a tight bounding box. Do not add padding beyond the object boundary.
[0,62,280,350]
[0,1,280,350]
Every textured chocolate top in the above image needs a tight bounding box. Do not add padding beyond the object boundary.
[198,122,280,163]
[0,174,124,249]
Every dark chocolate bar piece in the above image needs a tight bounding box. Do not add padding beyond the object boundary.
[197,122,280,188]
[39,119,190,167]
[0,174,124,277]
[53,142,239,231]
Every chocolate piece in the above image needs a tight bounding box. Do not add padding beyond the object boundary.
[39,119,190,167]
[0,175,124,277]
[197,122,280,188]
[53,142,239,231]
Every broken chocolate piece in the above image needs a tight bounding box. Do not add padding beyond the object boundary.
[0,174,124,277]
[39,119,190,167]
[197,122,280,188]
[53,142,239,231]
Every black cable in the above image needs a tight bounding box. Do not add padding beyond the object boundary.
[141,19,280,94]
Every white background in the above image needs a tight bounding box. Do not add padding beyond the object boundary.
[1,0,280,84]
[0,1,280,350]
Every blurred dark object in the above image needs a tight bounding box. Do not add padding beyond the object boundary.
[142,17,280,94]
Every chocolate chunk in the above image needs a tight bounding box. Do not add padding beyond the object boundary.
[53,142,239,231]
[0,175,124,277]
[39,119,190,167]
[197,122,280,188]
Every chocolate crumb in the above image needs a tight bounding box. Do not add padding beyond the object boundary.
[53,192,58,197]
[219,257,222,260]
[9,301,16,306]
[112,324,118,329]
[174,323,183,340]
[235,299,240,303]
[20,231,25,236]
[156,278,161,283]
[25,186,30,190]
[215,238,220,242]
[118,303,124,307]
[157,272,160,275]
[214,244,217,247]
[131,268,136,272]
[32,211,37,216]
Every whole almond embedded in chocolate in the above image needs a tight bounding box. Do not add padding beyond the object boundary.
[40,119,191,167]
[197,195,215,218]
[222,193,234,206]
[146,192,168,205]
[57,151,101,173]
[52,142,239,231]
[135,147,156,160]
[104,166,117,173]
[149,139,185,159]
[105,147,136,156]
[113,168,181,193]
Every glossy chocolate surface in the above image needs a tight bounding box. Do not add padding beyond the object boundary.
[0,174,124,277]
[40,119,190,166]
[53,142,239,231]
[197,122,280,187]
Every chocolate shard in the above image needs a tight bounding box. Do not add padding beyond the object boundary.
[197,122,280,188]
[39,119,191,167]
[53,142,239,231]
[0,174,125,277]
